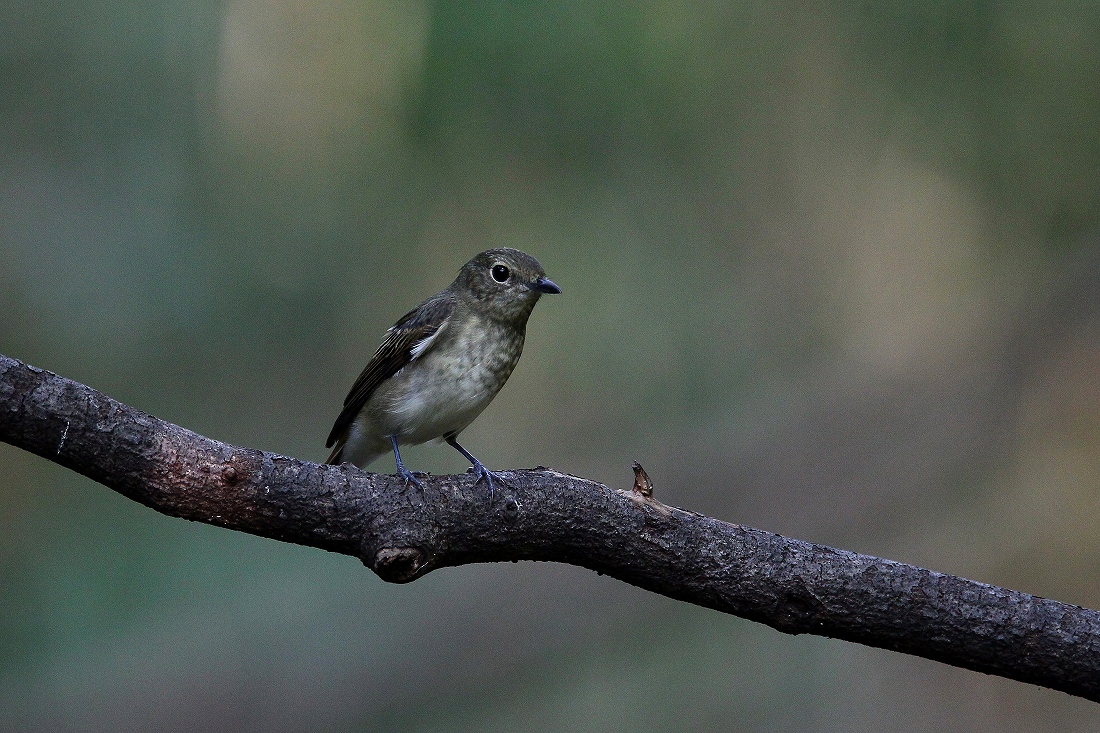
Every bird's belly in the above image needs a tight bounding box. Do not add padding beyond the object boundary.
[364,342,516,446]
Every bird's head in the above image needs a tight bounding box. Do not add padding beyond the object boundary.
[454,248,561,322]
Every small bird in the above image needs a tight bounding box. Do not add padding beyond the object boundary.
[325,248,560,493]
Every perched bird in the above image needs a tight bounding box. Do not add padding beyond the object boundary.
[325,248,560,493]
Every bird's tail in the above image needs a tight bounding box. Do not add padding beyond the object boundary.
[325,442,345,465]
[326,433,386,468]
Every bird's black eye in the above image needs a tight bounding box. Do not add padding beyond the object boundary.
[491,264,510,282]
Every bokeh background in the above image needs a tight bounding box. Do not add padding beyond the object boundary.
[3,1,1100,730]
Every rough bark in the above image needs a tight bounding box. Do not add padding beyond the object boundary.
[2,353,1099,702]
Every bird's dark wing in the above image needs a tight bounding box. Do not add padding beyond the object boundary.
[325,292,456,450]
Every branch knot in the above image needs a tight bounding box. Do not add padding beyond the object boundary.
[373,546,426,584]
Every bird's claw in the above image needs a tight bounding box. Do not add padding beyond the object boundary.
[397,467,424,489]
[469,461,506,502]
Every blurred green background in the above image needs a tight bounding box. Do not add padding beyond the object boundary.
[3,0,1100,730]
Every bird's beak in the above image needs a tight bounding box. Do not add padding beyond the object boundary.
[532,277,562,294]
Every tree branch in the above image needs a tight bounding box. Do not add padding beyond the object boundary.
[2,353,1099,702]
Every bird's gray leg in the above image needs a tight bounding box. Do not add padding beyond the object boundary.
[445,435,504,501]
[389,435,423,488]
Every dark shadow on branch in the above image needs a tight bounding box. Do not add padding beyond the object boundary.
[2,353,1099,702]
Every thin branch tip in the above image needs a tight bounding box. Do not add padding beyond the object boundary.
[621,461,672,517]
[630,461,654,497]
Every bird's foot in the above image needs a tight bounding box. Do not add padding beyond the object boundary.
[396,466,424,489]
[388,435,423,489]
[468,460,507,502]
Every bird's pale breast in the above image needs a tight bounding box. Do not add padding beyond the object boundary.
[356,315,524,452]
